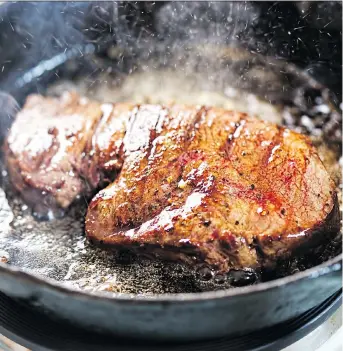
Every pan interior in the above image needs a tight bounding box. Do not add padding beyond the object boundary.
[0,47,342,296]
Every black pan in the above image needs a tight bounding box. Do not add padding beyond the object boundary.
[0,2,342,342]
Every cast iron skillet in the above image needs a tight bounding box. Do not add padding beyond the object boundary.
[0,41,342,341]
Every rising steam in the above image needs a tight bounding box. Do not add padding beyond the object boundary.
[0,92,19,142]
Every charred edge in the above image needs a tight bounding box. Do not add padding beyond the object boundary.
[221,115,246,159]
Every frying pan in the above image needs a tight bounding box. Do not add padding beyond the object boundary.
[0,1,342,342]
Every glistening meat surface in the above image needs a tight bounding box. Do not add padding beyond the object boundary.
[85,102,339,272]
[5,93,339,273]
[5,92,104,216]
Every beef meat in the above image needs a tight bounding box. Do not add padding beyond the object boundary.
[85,104,340,273]
[4,92,104,217]
[5,94,339,273]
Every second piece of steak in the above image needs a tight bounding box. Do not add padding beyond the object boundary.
[5,92,104,216]
[85,104,339,273]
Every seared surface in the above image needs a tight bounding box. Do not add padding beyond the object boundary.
[5,93,339,273]
[85,103,339,272]
[5,92,103,216]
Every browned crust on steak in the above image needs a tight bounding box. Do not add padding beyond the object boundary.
[85,104,340,272]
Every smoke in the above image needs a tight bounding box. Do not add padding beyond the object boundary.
[0,2,90,103]
[0,2,159,96]
[0,2,263,73]
[155,2,260,46]
[0,92,19,143]
[0,2,89,77]
[0,2,341,101]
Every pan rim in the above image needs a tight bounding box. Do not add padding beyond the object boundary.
[0,252,341,303]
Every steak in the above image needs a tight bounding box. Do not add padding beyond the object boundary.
[4,92,104,217]
[85,103,339,273]
[5,94,339,273]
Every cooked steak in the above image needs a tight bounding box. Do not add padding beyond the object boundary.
[85,104,339,273]
[4,92,104,217]
[5,93,339,273]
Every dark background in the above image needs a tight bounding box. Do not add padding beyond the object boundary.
[0,1,341,99]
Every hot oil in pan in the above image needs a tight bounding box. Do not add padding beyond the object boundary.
[0,68,342,296]
[0,185,202,294]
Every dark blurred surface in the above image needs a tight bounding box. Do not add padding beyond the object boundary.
[0,1,341,99]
